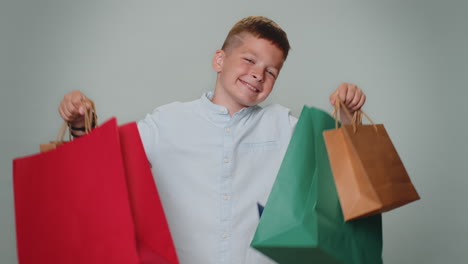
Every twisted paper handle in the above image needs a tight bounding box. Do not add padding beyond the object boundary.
[332,97,377,133]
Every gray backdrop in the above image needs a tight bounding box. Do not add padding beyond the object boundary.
[2,0,467,263]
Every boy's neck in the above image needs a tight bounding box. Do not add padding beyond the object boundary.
[211,89,247,116]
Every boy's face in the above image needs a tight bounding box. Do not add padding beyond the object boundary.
[212,34,284,113]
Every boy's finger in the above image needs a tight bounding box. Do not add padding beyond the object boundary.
[350,87,363,107]
[351,94,366,111]
[348,93,361,108]
[66,99,80,116]
[84,101,91,111]
[329,91,338,105]
[337,86,348,103]
[61,105,73,121]
[355,94,366,110]
[71,93,85,109]
[345,85,356,104]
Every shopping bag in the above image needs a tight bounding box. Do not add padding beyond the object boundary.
[323,100,420,221]
[14,118,179,264]
[251,106,382,264]
[14,118,139,264]
[119,123,179,264]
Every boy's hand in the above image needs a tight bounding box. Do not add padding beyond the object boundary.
[329,82,366,124]
[58,90,91,127]
[329,82,366,113]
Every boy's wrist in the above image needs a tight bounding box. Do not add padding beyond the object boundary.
[69,116,96,137]
[70,130,84,138]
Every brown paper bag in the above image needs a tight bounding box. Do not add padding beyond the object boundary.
[40,99,97,152]
[323,100,420,221]
[39,140,66,152]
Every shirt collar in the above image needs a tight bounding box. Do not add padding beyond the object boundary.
[199,91,258,125]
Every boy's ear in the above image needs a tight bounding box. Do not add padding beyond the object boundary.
[212,49,225,72]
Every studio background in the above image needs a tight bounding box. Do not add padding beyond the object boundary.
[1,0,466,263]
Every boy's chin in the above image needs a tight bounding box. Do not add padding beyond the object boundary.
[238,98,264,107]
[237,93,268,106]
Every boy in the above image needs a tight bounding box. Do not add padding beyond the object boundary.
[59,16,365,264]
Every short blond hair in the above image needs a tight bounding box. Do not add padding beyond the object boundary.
[222,16,290,60]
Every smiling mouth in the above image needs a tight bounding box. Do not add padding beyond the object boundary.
[240,79,260,93]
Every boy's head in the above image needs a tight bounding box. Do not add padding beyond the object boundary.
[221,16,290,61]
[211,16,290,115]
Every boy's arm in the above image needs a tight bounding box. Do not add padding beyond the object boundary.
[329,82,366,125]
[58,90,93,137]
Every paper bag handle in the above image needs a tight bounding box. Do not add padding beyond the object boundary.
[332,97,377,132]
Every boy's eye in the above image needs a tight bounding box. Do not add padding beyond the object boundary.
[267,70,277,79]
[244,58,254,63]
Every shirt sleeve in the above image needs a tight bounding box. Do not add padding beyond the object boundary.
[137,108,160,162]
[288,114,298,131]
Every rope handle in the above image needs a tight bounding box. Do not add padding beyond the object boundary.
[55,98,98,142]
[332,97,378,133]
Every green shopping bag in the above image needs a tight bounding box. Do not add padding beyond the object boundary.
[251,106,382,264]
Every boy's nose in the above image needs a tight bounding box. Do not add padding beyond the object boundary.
[251,72,264,83]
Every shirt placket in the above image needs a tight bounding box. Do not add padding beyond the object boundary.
[219,121,234,264]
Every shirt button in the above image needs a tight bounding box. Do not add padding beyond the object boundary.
[223,158,229,163]
[225,127,231,133]
[222,234,229,239]
[223,195,229,200]
[219,107,226,113]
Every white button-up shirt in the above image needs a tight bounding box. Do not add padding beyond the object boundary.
[138,92,297,264]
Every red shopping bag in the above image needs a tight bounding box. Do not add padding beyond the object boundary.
[13,118,179,264]
[119,123,179,264]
